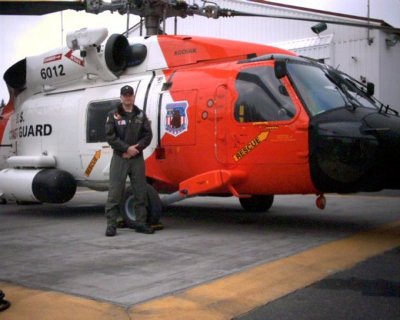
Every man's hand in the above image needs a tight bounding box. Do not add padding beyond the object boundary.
[122,152,132,159]
[127,144,140,157]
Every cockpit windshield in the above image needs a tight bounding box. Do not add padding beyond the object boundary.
[286,60,379,116]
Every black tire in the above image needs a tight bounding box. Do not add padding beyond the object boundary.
[121,184,162,225]
[239,195,274,212]
[146,184,162,224]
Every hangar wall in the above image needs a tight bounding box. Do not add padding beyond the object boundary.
[157,0,400,111]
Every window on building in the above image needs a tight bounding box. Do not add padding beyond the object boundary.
[234,66,296,123]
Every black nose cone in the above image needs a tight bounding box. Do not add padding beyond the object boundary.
[363,111,400,189]
[309,107,400,193]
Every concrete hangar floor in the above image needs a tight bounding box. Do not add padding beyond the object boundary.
[0,189,399,319]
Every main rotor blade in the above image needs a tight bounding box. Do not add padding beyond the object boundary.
[0,0,86,15]
[223,10,400,34]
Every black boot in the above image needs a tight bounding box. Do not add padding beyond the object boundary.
[135,225,154,234]
[151,222,164,231]
[0,290,11,312]
[105,226,117,237]
[116,220,127,228]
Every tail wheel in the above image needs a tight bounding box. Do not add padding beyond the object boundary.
[239,195,274,212]
[121,184,162,226]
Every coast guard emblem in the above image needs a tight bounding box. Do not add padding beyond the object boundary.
[165,101,189,137]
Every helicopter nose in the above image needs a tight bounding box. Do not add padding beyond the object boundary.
[363,111,400,189]
[309,108,400,193]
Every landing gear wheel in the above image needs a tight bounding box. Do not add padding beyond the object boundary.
[239,195,274,212]
[121,184,162,228]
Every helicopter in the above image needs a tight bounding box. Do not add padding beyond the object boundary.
[0,0,400,226]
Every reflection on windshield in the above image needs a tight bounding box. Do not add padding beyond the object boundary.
[333,71,378,109]
[286,61,378,116]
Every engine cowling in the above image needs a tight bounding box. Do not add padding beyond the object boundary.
[3,28,130,95]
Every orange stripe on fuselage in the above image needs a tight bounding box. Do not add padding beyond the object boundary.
[0,96,14,143]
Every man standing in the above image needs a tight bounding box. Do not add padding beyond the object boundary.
[104,85,153,236]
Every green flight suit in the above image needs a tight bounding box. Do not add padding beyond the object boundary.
[104,104,153,228]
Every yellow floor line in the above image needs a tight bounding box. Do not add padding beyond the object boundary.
[130,221,400,320]
[0,284,129,320]
[1,221,399,320]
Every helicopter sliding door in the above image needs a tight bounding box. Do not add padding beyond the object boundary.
[214,63,314,193]
[78,80,144,183]
[220,64,307,166]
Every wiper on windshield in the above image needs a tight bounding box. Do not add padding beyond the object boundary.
[324,71,362,110]
[342,72,400,116]
[378,103,399,116]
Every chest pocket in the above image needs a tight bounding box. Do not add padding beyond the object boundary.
[133,118,144,125]
[123,114,145,143]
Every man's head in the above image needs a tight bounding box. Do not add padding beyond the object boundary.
[121,85,134,96]
[120,85,135,107]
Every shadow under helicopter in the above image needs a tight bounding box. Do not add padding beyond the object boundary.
[5,192,399,236]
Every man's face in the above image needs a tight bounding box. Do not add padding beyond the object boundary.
[121,93,135,106]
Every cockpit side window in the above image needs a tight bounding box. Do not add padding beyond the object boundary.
[87,99,119,143]
[234,66,296,123]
